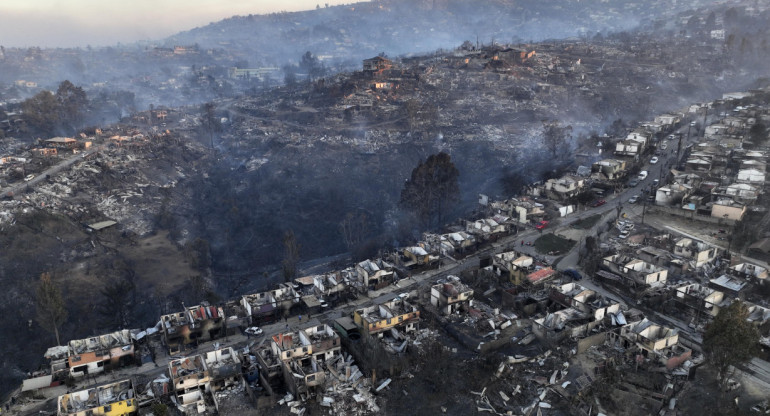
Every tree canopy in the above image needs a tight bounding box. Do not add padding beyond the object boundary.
[702,301,760,385]
[400,152,460,229]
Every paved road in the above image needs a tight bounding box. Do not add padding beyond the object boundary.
[1,145,101,197]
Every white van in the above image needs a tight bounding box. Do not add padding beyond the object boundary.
[638,171,648,180]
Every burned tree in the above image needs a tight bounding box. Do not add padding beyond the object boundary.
[400,152,460,229]
[339,212,369,252]
[282,230,300,283]
[542,119,572,158]
[35,272,68,345]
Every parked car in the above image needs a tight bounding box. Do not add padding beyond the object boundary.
[244,327,263,336]
[638,170,648,180]
[628,179,639,187]
[591,199,606,207]
[535,220,549,230]
[628,195,639,204]
[650,156,659,164]
[563,269,583,281]
[24,174,35,182]
[619,230,631,239]
[652,179,659,187]
[660,142,668,150]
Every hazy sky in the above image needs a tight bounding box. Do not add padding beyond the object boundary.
[0,0,355,48]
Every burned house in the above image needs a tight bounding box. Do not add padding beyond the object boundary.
[591,159,628,181]
[674,283,726,321]
[465,217,509,240]
[430,275,474,315]
[613,319,691,370]
[491,198,545,224]
[161,304,225,354]
[204,348,250,414]
[708,274,749,298]
[601,254,668,288]
[673,238,720,269]
[356,258,396,292]
[533,283,623,344]
[538,175,586,201]
[362,56,393,74]
[270,328,331,398]
[169,354,215,415]
[729,262,768,285]
[57,379,136,416]
[67,330,134,379]
[402,245,438,268]
[45,137,78,149]
[353,298,420,338]
[491,250,534,285]
[241,284,299,325]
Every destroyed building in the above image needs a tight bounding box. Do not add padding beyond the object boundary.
[355,258,396,292]
[491,250,534,285]
[67,329,134,379]
[161,304,225,354]
[353,298,420,338]
[430,275,474,315]
[241,284,299,325]
[613,318,691,370]
[57,379,136,416]
[169,354,216,415]
[673,238,720,269]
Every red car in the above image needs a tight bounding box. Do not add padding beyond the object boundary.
[591,199,607,207]
[535,220,549,230]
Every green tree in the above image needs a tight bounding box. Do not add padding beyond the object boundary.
[703,301,760,386]
[400,152,460,229]
[282,230,300,283]
[35,272,68,345]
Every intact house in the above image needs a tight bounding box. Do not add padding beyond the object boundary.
[673,283,726,322]
[57,379,136,416]
[161,304,225,354]
[356,258,396,292]
[440,231,478,255]
[241,284,299,325]
[67,330,134,379]
[613,318,691,370]
[353,298,420,338]
[601,254,668,289]
[673,238,720,269]
[269,324,341,397]
[168,354,215,415]
[431,275,474,315]
[491,250,534,285]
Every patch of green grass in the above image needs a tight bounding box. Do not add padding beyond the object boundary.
[534,233,575,255]
[571,214,601,230]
